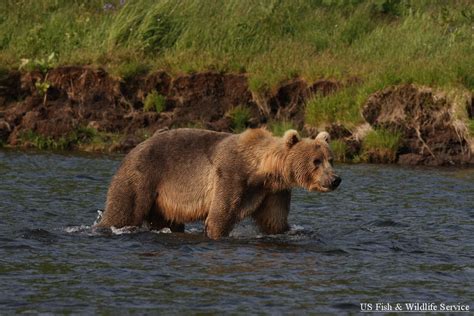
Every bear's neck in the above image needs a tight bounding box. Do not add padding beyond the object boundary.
[257,145,294,191]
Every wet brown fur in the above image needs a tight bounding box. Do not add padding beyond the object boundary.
[97,128,340,239]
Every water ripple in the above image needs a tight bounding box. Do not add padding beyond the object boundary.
[0,152,472,313]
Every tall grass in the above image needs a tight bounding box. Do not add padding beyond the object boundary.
[361,128,402,163]
[305,87,363,128]
[330,139,348,163]
[0,0,472,127]
[268,120,296,137]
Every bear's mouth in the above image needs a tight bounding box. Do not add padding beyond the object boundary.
[309,184,332,193]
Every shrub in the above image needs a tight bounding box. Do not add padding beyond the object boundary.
[143,90,166,113]
[227,105,251,133]
[361,129,402,163]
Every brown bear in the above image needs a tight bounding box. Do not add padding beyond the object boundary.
[96,128,341,239]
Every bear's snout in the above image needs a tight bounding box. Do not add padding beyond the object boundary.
[331,176,341,190]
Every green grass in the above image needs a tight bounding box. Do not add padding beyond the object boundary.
[305,87,363,128]
[18,126,114,151]
[0,0,472,129]
[1,1,472,88]
[143,90,166,113]
[361,128,402,163]
[114,60,149,80]
[268,120,296,137]
[330,139,348,163]
[469,119,474,136]
[227,105,251,133]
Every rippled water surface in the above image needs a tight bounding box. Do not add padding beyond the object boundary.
[0,150,473,314]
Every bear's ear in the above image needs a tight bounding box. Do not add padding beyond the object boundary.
[283,129,300,148]
[315,131,330,143]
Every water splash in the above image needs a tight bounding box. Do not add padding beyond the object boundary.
[93,209,103,226]
[64,225,90,234]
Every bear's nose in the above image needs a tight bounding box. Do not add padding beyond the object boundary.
[331,176,341,189]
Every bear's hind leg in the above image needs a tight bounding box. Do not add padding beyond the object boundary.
[98,176,155,228]
[252,190,291,235]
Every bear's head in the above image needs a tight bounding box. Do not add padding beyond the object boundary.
[284,130,341,192]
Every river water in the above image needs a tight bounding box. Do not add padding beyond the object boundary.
[0,150,473,314]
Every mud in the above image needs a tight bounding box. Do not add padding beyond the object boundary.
[0,67,472,166]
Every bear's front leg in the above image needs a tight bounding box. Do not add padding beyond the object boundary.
[204,178,243,240]
[252,190,291,235]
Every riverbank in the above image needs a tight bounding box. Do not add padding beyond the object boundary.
[0,66,472,166]
[0,1,473,165]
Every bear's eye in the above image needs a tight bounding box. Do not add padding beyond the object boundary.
[313,158,322,167]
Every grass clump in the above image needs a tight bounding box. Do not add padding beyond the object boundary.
[361,128,402,163]
[305,87,362,128]
[227,105,251,133]
[115,60,149,80]
[18,127,109,151]
[143,90,166,113]
[268,120,296,137]
[330,139,348,163]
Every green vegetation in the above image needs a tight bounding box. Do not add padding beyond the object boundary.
[143,90,166,112]
[268,120,296,137]
[115,60,149,80]
[330,139,348,163]
[228,105,251,132]
[361,128,402,163]
[34,79,50,96]
[469,119,474,136]
[19,52,56,73]
[0,0,472,130]
[305,87,363,128]
[18,127,118,151]
[1,1,472,88]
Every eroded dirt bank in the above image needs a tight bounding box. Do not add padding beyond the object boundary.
[0,66,472,166]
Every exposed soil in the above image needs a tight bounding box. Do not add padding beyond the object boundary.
[363,84,472,166]
[0,67,343,150]
[0,67,472,166]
